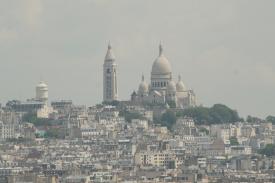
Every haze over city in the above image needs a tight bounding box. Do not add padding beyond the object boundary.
[1,0,275,118]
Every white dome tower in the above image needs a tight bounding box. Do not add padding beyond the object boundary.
[36,81,48,105]
[138,74,149,97]
[151,43,172,93]
[176,75,186,92]
[103,43,118,102]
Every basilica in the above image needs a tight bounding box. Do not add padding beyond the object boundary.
[103,43,197,109]
[131,44,197,108]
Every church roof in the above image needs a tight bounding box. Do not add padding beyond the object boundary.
[36,81,48,88]
[105,43,115,61]
[176,75,186,92]
[167,80,177,92]
[151,44,172,75]
[138,75,149,94]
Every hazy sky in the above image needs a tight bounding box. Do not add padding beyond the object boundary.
[0,0,275,118]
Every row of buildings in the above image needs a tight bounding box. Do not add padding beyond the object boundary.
[0,100,275,182]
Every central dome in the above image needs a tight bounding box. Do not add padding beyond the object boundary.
[151,44,172,75]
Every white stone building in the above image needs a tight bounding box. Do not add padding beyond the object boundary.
[103,43,118,102]
[0,121,15,140]
[132,44,196,108]
[35,81,55,118]
[135,151,177,168]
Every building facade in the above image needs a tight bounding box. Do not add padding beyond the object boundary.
[0,121,15,140]
[133,44,197,108]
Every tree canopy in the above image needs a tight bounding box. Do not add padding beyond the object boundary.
[246,115,263,123]
[177,104,241,125]
[22,112,63,126]
[119,110,145,123]
[44,128,66,139]
[258,144,275,157]
[266,115,275,124]
[102,100,120,106]
[166,101,176,108]
[229,137,239,145]
[159,110,177,130]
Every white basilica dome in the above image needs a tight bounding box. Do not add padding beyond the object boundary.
[151,44,172,75]
[138,75,149,94]
[176,75,186,92]
[167,80,177,92]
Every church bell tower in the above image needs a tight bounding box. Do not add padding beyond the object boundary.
[103,43,118,102]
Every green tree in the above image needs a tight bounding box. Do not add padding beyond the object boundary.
[266,115,275,124]
[258,144,275,157]
[177,104,241,125]
[119,110,144,123]
[22,112,63,126]
[229,137,239,145]
[247,115,263,123]
[198,127,209,135]
[159,110,177,130]
[179,106,212,125]
[102,100,120,106]
[210,104,240,123]
[44,128,65,139]
[166,101,176,108]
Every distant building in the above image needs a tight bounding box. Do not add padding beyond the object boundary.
[103,43,118,102]
[35,81,48,105]
[6,81,54,118]
[6,100,44,113]
[131,44,196,108]
[51,100,73,112]
[0,121,15,140]
[135,151,177,168]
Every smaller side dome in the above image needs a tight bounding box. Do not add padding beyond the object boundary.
[166,80,176,92]
[176,75,186,92]
[138,75,149,94]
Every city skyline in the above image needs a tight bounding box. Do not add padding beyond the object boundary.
[1,0,275,118]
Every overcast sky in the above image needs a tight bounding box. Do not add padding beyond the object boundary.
[0,0,275,118]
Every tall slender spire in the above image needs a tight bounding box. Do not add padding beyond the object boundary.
[159,42,163,56]
[103,42,118,102]
[142,74,145,82]
[105,42,115,61]
[108,41,112,49]
[178,75,181,81]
